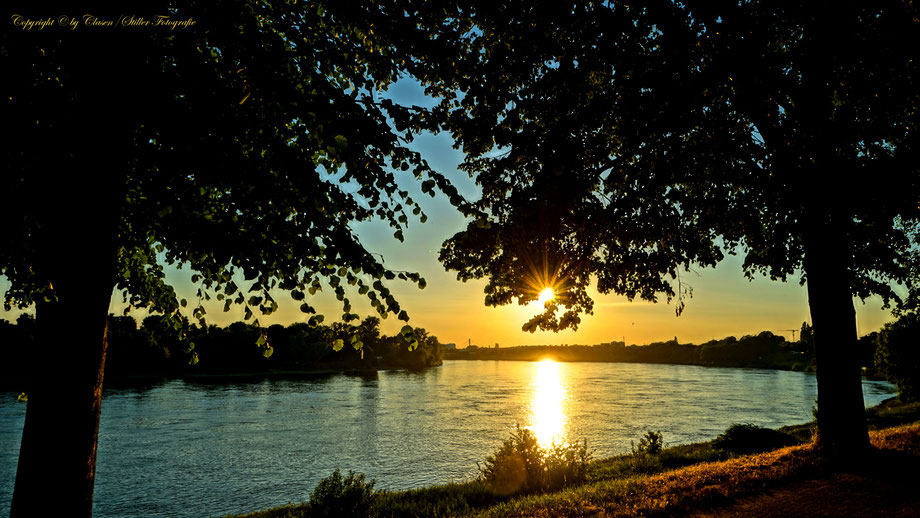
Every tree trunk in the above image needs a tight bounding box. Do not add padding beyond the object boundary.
[8,134,123,516]
[803,212,870,457]
[10,289,113,517]
[9,31,127,514]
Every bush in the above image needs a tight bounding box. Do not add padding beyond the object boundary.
[632,430,663,455]
[309,469,377,518]
[479,426,589,495]
[876,313,920,402]
[712,424,798,454]
[543,439,591,489]
[626,430,665,473]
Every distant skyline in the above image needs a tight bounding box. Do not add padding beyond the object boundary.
[0,79,897,346]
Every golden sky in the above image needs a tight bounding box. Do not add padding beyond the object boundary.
[136,235,890,349]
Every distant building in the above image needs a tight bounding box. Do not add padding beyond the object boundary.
[444,342,457,350]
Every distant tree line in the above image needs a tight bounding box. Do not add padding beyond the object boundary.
[449,321,888,377]
[0,315,442,389]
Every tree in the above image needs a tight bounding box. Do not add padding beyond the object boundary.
[1,2,460,515]
[799,323,815,352]
[875,313,920,402]
[421,1,920,455]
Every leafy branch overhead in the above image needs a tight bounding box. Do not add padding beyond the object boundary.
[3,1,461,352]
[419,2,920,332]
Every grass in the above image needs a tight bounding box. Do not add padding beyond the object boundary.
[471,444,824,517]
[230,398,920,518]
[482,422,920,518]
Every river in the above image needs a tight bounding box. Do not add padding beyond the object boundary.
[0,360,897,517]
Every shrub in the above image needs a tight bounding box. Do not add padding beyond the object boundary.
[479,426,589,495]
[309,469,377,518]
[712,424,798,454]
[632,430,663,455]
[543,438,590,489]
[875,313,920,402]
[627,430,665,473]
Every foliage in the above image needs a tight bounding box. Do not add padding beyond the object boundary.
[413,0,920,454]
[421,1,920,331]
[107,315,444,376]
[308,470,377,518]
[627,430,664,473]
[799,323,815,352]
[863,398,920,431]
[0,316,36,391]
[1,0,467,354]
[448,330,808,370]
[479,426,589,495]
[374,482,498,518]
[2,312,445,383]
[712,424,799,455]
[857,331,880,376]
[3,5,468,508]
[475,424,920,518]
[875,313,920,402]
[632,431,664,456]
[475,443,823,518]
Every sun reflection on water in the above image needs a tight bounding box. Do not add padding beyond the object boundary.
[529,359,567,448]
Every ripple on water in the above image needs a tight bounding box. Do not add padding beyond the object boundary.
[0,361,898,518]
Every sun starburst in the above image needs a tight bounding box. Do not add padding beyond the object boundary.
[537,287,555,306]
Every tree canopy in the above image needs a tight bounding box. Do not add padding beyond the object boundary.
[421,1,920,331]
[3,1,469,340]
[414,1,920,454]
[2,2,464,515]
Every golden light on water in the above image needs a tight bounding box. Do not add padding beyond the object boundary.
[529,359,567,448]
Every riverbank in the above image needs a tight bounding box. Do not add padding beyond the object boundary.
[231,398,920,518]
[2,360,444,392]
[0,315,446,393]
[479,422,920,517]
[103,360,441,384]
[445,336,818,373]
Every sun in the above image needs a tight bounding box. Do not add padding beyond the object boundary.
[537,287,555,306]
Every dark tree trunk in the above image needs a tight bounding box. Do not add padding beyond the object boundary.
[10,27,128,515]
[794,3,869,458]
[8,136,123,516]
[10,171,122,516]
[803,212,870,457]
[10,288,113,517]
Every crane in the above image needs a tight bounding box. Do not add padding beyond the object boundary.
[781,329,798,342]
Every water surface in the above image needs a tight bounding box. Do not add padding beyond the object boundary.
[0,360,896,517]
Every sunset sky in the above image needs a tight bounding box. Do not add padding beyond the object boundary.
[0,79,898,347]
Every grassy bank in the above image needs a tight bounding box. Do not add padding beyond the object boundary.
[230,399,920,518]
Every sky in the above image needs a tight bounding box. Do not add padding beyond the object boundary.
[0,79,897,347]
